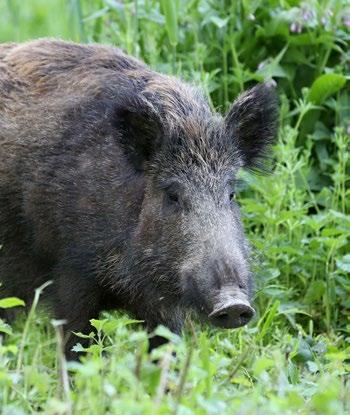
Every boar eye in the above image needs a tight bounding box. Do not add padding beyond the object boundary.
[165,189,180,205]
[162,182,183,208]
[168,192,179,202]
[229,191,236,201]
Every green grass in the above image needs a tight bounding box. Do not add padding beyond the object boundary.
[0,0,349,414]
[1,310,349,414]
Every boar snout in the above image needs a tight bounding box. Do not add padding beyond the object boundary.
[208,295,255,329]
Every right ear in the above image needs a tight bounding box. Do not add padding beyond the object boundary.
[224,83,279,171]
[114,98,163,172]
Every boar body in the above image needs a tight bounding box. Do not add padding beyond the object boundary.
[0,40,278,357]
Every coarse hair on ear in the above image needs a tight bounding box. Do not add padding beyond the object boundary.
[225,82,279,171]
[113,95,163,172]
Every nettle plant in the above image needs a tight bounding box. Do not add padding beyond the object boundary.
[79,0,349,197]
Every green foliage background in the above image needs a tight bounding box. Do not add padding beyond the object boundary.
[0,1,349,414]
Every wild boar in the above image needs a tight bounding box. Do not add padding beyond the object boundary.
[0,40,278,358]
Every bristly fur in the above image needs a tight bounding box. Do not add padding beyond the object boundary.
[0,39,278,358]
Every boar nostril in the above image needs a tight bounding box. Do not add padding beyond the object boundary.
[216,312,229,321]
[239,310,252,321]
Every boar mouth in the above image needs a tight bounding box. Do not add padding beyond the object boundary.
[181,273,255,329]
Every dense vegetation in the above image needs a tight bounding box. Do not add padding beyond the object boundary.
[0,1,349,414]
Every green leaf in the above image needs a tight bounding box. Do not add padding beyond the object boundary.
[308,73,346,105]
[210,16,229,29]
[293,339,314,363]
[304,281,326,303]
[153,325,181,344]
[0,297,25,309]
[90,318,109,332]
[336,254,350,273]
[72,331,96,339]
[160,0,178,46]
[231,376,251,387]
[71,343,88,353]
[0,319,12,335]
[252,357,275,376]
[306,360,319,374]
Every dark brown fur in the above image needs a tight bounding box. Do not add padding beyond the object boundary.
[0,40,278,358]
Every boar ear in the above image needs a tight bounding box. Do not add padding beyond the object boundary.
[114,100,163,172]
[225,83,279,171]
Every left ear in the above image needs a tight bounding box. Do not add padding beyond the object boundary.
[225,83,279,171]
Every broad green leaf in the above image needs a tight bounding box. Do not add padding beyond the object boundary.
[292,339,313,363]
[89,317,142,335]
[306,361,319,373]
[308,74,346,105]
[305,281,326,303]
[90,318,109,331]
[0,297,25,309]
[336,254,350,273]
[257,62,289,79]
[252,357,275,376]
